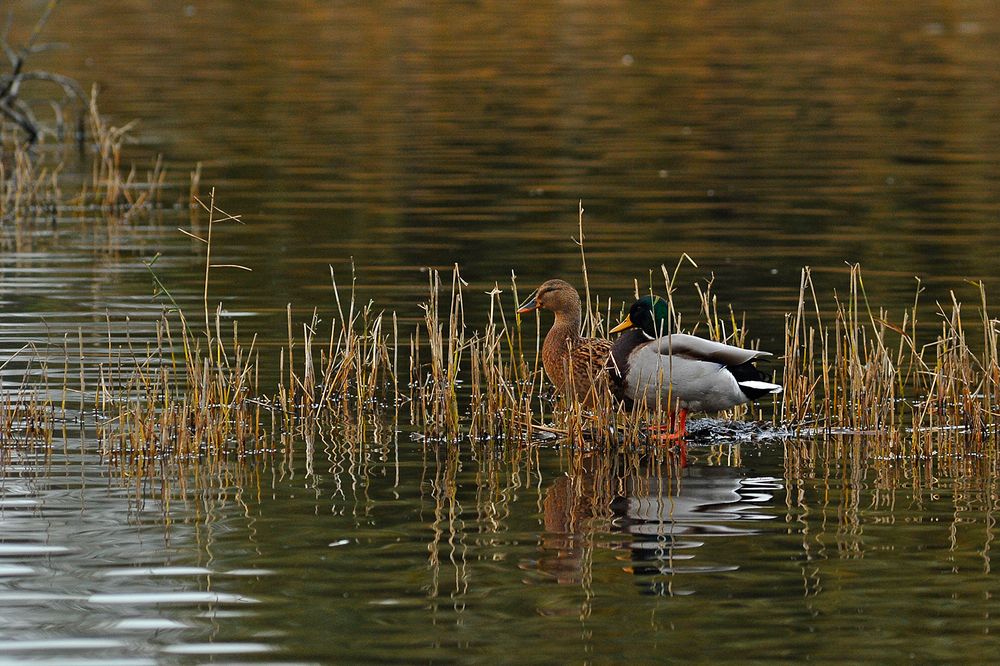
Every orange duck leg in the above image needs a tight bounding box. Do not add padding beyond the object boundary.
[647,408,688,466]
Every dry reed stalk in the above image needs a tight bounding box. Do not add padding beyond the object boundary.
[73,87,166,220]
[100,189,267,484]
[414,266,465,439]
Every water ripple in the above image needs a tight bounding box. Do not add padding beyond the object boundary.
[88,592,259,605]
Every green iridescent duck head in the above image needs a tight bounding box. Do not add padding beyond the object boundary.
[610,295,672,339]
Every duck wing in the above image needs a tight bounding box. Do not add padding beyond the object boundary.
[571,337,613,369]
[561,337,613,405]
[651,333,771,366]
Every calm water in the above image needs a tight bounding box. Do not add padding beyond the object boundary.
[3,0,1000,662]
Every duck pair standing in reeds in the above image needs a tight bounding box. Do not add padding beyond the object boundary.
[517,279,782,442]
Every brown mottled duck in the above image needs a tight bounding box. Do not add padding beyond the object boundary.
[517,279,612,405]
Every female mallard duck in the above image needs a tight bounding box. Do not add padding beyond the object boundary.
[609,295,782,438]
[517,279,612,405]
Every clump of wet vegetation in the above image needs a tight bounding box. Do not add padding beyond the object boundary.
[784,264,1000,452]
[92,206,1000,487]
[0,3,185,237]
[7,180,1000,493]
[89,212,766,492]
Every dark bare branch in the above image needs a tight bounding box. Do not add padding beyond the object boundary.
[0,1,81,144]
[0,99,37,142]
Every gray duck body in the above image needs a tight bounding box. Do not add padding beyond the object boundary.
[610,331,780,413]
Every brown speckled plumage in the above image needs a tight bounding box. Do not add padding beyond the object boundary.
[518,279,613,405]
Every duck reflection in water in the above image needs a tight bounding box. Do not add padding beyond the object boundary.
[533,451,780,592]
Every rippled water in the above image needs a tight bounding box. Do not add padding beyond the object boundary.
[4,434,1000,662]
[2,0,1000,662]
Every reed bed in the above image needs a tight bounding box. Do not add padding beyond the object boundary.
[783,264,1000,456]
[4,187,1000,524]
[97,190,266,483]
[94,216,1000,490]
[5,112,1000,491]
[0,4,176,233]
[0,91,184,258]
[80,87,167,215]
[6,179,998,502]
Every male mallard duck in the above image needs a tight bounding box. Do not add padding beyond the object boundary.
[517,279,612,405]
[609,295,782,438]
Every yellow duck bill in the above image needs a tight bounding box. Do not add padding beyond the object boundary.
[609,314,634,334]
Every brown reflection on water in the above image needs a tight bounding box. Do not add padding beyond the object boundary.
[783,436,1000,602]
[9,0,999,329]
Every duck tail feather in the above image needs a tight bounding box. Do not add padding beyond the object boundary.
[738,380,783,394]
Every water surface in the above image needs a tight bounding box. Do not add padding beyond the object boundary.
[2,1,1000,662]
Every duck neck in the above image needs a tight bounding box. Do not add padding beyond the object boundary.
[543,308,582,358]
[610,329,646,379]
